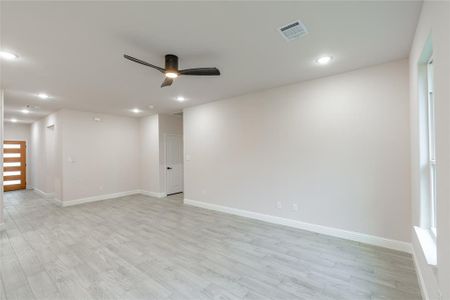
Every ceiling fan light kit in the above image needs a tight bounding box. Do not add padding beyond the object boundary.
[124,54,220,87]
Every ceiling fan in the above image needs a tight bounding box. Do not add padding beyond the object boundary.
[124,54,220,87]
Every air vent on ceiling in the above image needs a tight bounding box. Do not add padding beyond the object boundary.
[25,104,39,111]
[279,20,308,41]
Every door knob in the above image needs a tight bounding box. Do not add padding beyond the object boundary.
[167,167,172,170]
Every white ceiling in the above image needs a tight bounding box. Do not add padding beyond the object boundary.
[1,1,422,123]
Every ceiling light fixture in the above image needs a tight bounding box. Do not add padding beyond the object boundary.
[176,96,185,102]
[165,72,178,79]
[21,109,30,114]
[11,118,17,123]
[131,108,142,114]
[315,55,333,65]
[37,93,49,99]
[0,51,18,60]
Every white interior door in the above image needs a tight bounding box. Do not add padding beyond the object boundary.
[165,134,183,195]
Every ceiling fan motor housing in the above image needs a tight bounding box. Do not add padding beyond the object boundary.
[165,54,178,72]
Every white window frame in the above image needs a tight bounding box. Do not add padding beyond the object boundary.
[426,57,437,237]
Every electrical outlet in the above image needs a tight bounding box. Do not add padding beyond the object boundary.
[293,203,299,211]
[276,201,282,209]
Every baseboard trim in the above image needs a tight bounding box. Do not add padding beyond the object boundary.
[0,223,5,232]
[184,199,412,253]
[48,198,64,207]
[34,188,55,199]
[61,190,141,207]
[412,246,430,300]
[139,190,167,198]
[53,190,166,208]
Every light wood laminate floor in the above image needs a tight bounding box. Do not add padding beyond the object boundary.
[1,190,421,300]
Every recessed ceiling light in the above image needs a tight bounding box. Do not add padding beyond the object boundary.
[37,93,49,99]
[165,72,178,79]
[131,108,142,114]
[315,55,333,65]
[21,109,30,114]
[148,105,154,109]
[0,51,18,60]
[11,118,17,123]
[176,96,185,102]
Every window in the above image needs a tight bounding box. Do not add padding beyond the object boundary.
[415,36,437,266]
[426,57,437,236]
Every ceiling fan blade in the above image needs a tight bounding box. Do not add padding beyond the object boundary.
[124,54,165,73]
[179,68,220,76]
[161,77,173,88]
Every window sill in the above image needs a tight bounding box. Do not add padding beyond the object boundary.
[414,226,437,267]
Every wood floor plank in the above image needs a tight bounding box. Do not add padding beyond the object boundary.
[0,275,7,300]
[27,271,61,300]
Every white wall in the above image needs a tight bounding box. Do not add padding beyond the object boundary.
[184,59,410,243]
[158,114,183,194]
[60,109,140,201]
[409,1,450,299]
[30,112,62,197]
[4,122,31,188]
[4,122,31,140]
[31,109,140,202]
[30,110,181,201]
[140,114,160,194]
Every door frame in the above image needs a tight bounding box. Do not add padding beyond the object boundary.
[163,133,183,195]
